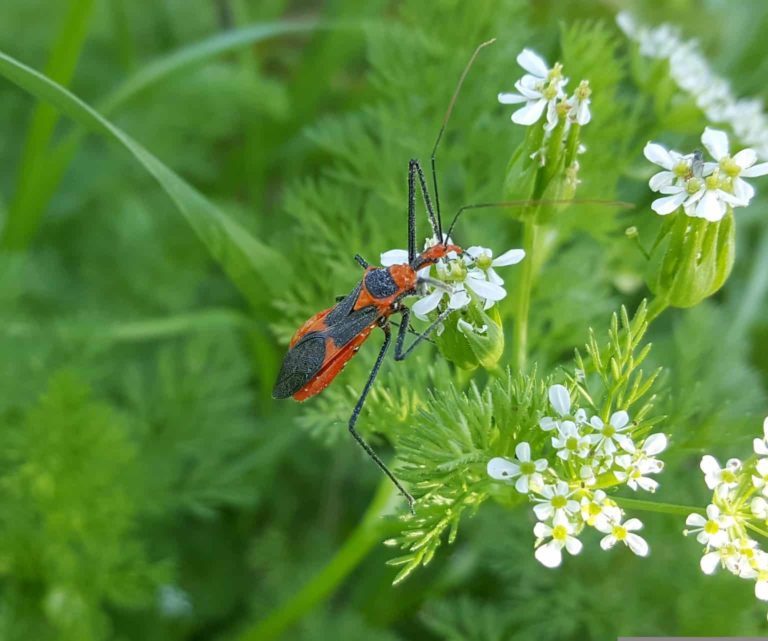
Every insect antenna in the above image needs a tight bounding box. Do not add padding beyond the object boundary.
[444,198,636,241]
[430,38,496,245]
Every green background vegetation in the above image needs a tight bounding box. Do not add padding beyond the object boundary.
[1,0,767,638]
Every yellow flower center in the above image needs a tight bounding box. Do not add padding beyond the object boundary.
[520,461,535,475]
[475,253,492,270]
[612,525,628,541]
[686,177,702,194]
[566,436,579,450]
[721,469,737,484]
[704,520,720,535]
[673,160,691,178]
[720,156,741,178]
[552,524,568,541]
[552,495,567,509]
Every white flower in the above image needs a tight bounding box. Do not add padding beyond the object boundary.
[487,442,548,494]
[588,411,635,454]
[532,481,579,521]
[579,490,620,528]
[700,543,740,575]
[613,433,667,492]
[551,421,590,460]
[533,512,582,568]
[700,455,742,498]
[567,80,591,126]
[644,142,695,192]
[752,496,768,520]
[753,417,768,456]
[753,458,768,496]
[539,384,587,431]
[596,516,649,556]
[498,49,567,130]
[682,169,741,222]
[684,505,734,549]
[383,242,524,320]
[464,246,525,287]
[701,127,768,205]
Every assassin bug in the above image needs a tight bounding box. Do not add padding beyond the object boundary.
[272,40,498,510]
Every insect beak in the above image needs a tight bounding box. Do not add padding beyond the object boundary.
[417,276,452,295]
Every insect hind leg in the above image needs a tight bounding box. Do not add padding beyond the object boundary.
[348,322,415,512]
[394,306,453,361]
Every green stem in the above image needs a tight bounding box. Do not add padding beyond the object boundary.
[613,496,703,517]
[645,296,669,325]
[513,220,540,371]
[1,0,95,250]
[238,479,396,641]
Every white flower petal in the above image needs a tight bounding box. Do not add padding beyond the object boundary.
[695,190,726,221]
[380,249,409,266]
[686,513,706,528]
[549,384,571,416]
[700,551,720,574]
[643,433,667,456]
[492,248,526,266]
[626,533,649,556]
[756,580,768,601]
[515,442,531,462]
[702,126,729,160]
[498,92,528,105]
[533,503,553,521]
[487,457,519,480]
[512,99,547,125]
[517,48,549,77]
[411,289,443,319]
[600,535,617,550]
[515,474,530,494]
[644,142,674,169]
[741,161,768,177]
[465,275,507,301]
[610,410,630,429]
[649,170,675,192]
[565,536,583,555]
[651,191,687,215]
[535,541,563,568]
[733,148,757,169]
[448,288,471,310]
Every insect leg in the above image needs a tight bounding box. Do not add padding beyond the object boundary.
[348,322,415,511]
[389,318,436,346]
[407,159,417,263]
[394,306,453,361]
[354,254,369,269]
[410,159,440,241]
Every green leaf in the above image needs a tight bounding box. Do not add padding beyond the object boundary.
[0,48,287,308]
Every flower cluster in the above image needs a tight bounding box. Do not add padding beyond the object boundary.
[487,385,667,567]
[683,418,768,617]
[645,127,768,221]
[498,49,591,131]
[380,239,525,321]
[617,11,768,161]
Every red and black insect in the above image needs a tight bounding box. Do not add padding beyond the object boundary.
[273,42,495,510]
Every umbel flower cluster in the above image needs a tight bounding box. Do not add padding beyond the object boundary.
[488,385,667,567]
[380,239,525,322]
[497,48,591,175]
[617,11,768,161]
[684,418,768,619]
[645,127,768,221]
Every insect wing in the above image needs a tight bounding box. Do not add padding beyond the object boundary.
[273,303,380,400]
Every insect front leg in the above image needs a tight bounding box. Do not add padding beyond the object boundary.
[354,254,369,269]
[348,322,415,511]
[394,306,453,361]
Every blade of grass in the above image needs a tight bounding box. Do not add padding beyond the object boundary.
[0,48,288,308]
[6,19,319,251]
[1,0,96,249]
